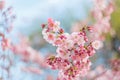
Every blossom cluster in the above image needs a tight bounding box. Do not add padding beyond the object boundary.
[0,0,15,51]
[110,59,120,71]
[1,1,47,77]
[91,0,114,40]
[0,0,15,79]
[87,59,120,80]
[41,18,101,80]
[7,35,49,75]
[71,0,114,42]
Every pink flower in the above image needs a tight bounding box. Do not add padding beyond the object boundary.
[91,8,103,21]
[1,37,11,51]
[92,40,103,50]
[87,26,94,32]
[48,33,54,41]
[104,2,114,16]
[71,32,85,45]
[54,39,62,46]
[41,24,46,28]
[48,18,55,29]
[56,47,66,56]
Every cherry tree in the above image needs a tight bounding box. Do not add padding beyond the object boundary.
[0,0,15,79]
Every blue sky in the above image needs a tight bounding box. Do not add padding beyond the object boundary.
[7,0,92,34]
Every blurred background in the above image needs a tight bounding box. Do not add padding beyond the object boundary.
[0,0,120,80]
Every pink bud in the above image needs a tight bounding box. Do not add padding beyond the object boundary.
[41,24,46,28]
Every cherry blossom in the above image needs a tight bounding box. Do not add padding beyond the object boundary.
[87,59,120,80]
[0,1,16,79]
[71,0,114,43]
[90,0,114,40]
[10,36,47,68]
[92,40,103,50]
[41,18,99,80]
[0,0,117,79]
